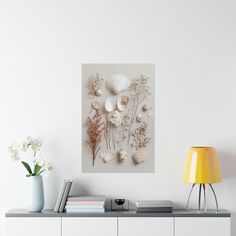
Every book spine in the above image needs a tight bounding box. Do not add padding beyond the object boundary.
[136,208,172,213]
[65,205,104,209]
[59,181,72,213]
[66,201,105,205]
[54,180,67,212]
[65,208,105,213]
[67,197,106,201]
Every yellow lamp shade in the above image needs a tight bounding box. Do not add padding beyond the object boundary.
[183,147,222,184]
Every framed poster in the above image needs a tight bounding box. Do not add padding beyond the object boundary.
[82,64,155,173]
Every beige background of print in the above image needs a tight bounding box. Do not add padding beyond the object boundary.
[82,64,155,173]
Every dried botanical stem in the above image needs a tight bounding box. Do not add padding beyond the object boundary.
[104,115,112,150]
[127,75,151,145]
[112,128,116,150]
[86,109,105,166]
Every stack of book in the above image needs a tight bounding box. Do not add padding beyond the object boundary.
[54,179,73,213]
[65,196,106,213]
[136,200,173,213]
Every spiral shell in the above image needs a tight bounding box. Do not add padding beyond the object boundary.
[136,114,143,122]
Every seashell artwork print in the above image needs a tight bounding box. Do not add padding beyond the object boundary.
[82,64,155,173]
[105,74,130,95]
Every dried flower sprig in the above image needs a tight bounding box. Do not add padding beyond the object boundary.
[131,122,150,150]
[121,114,130,142]
[87,73,104,96]
[128,74,151,145]
[86,109,105,166]
[104,114,118,151]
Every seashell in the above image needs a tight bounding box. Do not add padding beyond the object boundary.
[117,96,129,111]
[91,101,101,110]
[118,148,128,162]
[142,104,151,112]
[147,111,153,118]
[105,97,115,112]
[105,74,130,95]
[136,113,143,122]
[100,151,113,163]
[132,151,146,164]
[95,89,103,97]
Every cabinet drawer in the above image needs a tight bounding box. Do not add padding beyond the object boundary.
[6,217,61,236]
[119,217,173,236]
[175,217,231,236]
[62,217,117,236]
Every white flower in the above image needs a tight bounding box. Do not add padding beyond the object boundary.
[11,152,20,161]
[8,144,16,153]
[8,143,21,153]
[43,162,53,176]
[8,144,21,161]
[21,141,29,152]
[30,138,42,151]
[109,111,122,127]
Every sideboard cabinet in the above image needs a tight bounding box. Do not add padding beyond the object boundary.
[6,210,231,236]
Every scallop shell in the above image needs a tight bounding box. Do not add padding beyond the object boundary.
[105,74,130,95]
[136,113,143,122]
[118,148,128,162]
[132,151,146,164]
[117,96,129,111]
[100,151,113,163]
[105,97,115,112]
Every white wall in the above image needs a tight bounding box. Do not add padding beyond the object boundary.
[0,0,236,235]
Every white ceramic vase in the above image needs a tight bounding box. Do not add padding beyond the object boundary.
[28,176,44,212]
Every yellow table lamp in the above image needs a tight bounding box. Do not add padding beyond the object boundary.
[183,147,222,213]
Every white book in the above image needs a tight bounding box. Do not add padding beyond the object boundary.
[136,200,173,208]
[54,180,67,212]
[65,205,104,209]
[67,196,106,202]
[59,180,73,213]
[66,208,105,213]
